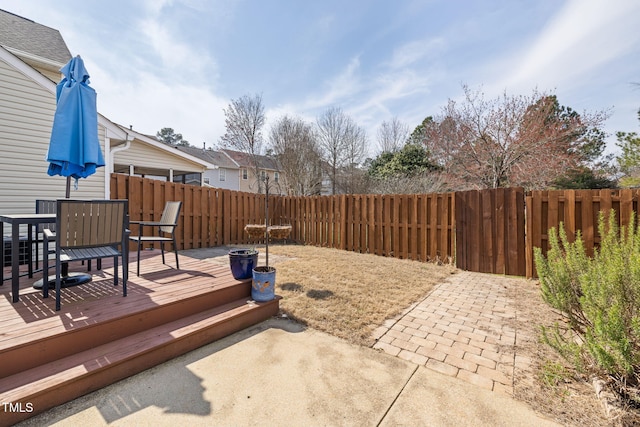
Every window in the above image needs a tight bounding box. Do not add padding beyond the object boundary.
[204,177,210,185]
[260,170,266,181]
[242,169,248,180]
[219,169,226,181]
[174,173,201,186]
[274,171,279,183]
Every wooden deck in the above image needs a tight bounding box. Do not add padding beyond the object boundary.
[0,249,279,426]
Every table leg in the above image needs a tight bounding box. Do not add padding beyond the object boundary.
[12,222,19,302]
[0,221,3,285]
[27,224,33,278]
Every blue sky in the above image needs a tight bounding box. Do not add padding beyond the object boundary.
[1,0,639,157]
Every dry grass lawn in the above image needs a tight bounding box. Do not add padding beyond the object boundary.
[267,244,456,346]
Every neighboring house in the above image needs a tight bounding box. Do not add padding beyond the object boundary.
[175,146,236,190]
[175,146,286,195]
[110,125,210,184]
[219,149,286,195]
[320,170,333,196]
[0,9,210,222]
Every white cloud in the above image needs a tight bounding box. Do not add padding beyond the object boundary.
[388,37,446,69]
[96,72,228,147]
[142,0,174,15]
[504,0,640,92]
[304,56,362,109]
[137,2,218,83]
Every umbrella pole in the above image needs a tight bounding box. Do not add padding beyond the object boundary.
[34,176,90,289]
[60,175,89,284]
[62,176,70,277]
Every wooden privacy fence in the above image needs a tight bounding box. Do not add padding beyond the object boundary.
[276,193,455,262]
[112,174,640,278]
[526,189,640,277]
[455,188,526,277]
[111,174,273,250]
[111,175,455,263]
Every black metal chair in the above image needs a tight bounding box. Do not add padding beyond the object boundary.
[34,199,57,271]
[43,199,129,311]
[129,201,181,276]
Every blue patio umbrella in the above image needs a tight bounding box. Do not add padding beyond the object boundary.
[47,55,104,197]
[37,55,104,289]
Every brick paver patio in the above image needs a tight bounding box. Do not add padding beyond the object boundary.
[372,271,529,395]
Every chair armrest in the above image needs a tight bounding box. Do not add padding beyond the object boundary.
[129,221,177,227]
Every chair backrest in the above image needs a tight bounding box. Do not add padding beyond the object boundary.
[36,199,57,232]
[56,200,128,250]
[159,201,182,234]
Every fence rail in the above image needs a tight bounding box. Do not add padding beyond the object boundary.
[112,174,640,278]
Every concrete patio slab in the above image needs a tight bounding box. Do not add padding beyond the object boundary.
[17,317,559,426]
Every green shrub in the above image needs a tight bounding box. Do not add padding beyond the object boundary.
[534,226,590,333]
[540,360,571,390]
[534,211,640,402]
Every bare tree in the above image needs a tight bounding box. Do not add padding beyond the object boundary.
[370,171,447,194]
[421,85,608,190]
[316,107,368,194]
[269,115,322,195]
[337,123,369,194]
[219,93,266,191]
[376,117,409,153]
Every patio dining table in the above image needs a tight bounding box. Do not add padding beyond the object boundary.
[0,213,55,302]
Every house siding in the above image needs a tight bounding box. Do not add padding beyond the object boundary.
[113,140,204,174]
[239,168,255,192]
[0,57,104,221]
[204,167,238,190]
[237,169,285,194]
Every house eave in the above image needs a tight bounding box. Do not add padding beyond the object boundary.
[3,45,66,74]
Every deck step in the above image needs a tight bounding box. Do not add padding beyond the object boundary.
[0,296,280,426]
[0,274,252,379]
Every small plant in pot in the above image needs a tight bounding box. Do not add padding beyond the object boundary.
[252,175,277,302]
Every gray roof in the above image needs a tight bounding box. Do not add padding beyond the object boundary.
[0,9,71,64]
[176,147,239,169]
[221,149,281,171]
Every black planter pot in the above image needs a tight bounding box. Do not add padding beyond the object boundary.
[229,249,259,280]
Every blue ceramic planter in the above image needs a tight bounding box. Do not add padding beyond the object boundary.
[229,249,258,280]
[252,266,276,301]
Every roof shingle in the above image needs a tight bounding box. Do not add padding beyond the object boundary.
[0,9,71,65]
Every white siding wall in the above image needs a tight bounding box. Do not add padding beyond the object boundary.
[0,58,105,223]
[205,167,238,190]
[114,140,204,173]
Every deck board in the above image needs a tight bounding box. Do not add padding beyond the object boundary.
[0,249,248,356]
